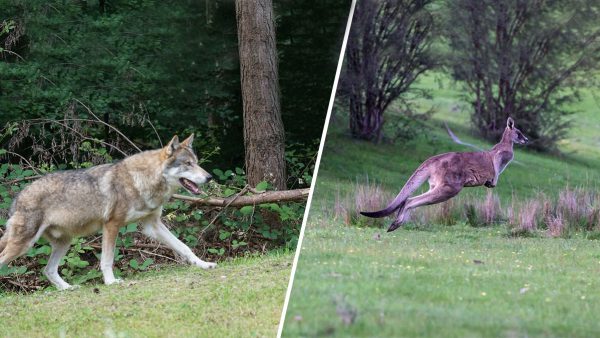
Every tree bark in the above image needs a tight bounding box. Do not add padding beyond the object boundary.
[235,0,287,190]
[173,188,309,207]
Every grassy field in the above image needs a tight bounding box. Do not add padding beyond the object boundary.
[281,73,600,336]
[283,222,600,337]
[0,252,292,337]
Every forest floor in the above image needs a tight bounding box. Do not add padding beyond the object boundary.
[0,252,292,337]
[282,73,600,337]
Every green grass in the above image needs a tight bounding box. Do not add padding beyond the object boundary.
[281,72,600,336]
[284,221,600,337]
[0,253,292,337]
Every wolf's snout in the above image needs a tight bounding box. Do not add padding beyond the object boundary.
[205,174,213,183]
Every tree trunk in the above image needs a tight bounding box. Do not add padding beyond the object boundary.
[235,0,287,190]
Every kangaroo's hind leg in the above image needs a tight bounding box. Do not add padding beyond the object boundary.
[387,184,462,232]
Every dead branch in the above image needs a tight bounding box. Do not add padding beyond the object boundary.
[173,188,309,207]
[73,99,142,152]
[3,151,43,175]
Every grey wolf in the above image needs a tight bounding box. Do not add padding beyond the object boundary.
[361,117,528,232]
[0,134,216,290]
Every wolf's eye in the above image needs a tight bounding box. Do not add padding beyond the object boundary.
[187,161,194,166]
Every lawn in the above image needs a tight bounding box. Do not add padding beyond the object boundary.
[283,221,600,337]
[281,72,600,336]
[0,252,292,337]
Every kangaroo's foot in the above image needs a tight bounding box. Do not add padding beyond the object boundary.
[387,220,404,232]
[484,181,496,188]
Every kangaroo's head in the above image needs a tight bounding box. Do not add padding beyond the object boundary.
[505,117,528,145]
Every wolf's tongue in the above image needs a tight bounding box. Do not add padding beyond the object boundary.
[180,178,200,195]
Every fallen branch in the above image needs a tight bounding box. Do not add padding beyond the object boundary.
[173,188,309,207]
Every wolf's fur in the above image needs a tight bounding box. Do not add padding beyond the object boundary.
[361,117,528,232]
[0,134,216,290]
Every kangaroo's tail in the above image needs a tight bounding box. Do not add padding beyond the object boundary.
[360,167,430,218]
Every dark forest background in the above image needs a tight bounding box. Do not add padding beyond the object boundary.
[0,0,349,172]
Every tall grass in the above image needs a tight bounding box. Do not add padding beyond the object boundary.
[333,181,600,237]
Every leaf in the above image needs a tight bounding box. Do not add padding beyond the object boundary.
[255,181,269,192]
[239,205,254,215]
[126,223,137,233]
[219,231,231,240]
[140,258,154,270]
[129,259,139,269]
[192,210,203,220]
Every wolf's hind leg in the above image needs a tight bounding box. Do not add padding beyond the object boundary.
[141,216,216,269]
[44,237,74,290]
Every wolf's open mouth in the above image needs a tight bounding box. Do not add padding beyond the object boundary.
[179,178,202,195]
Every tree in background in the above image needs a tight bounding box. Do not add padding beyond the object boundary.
[445,0,600,151]
[341,0,434,143]
[236,0,286,190]
[0,0,349,180]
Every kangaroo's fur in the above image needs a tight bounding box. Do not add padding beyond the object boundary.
[361,118,528,232]
[0,134,217,290]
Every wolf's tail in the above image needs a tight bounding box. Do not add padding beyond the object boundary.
[360,167,430,218]
[0,218,11,254]
[0,230,8,254]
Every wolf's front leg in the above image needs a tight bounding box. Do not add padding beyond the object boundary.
[101,223,123,285]
[141,217,216,269]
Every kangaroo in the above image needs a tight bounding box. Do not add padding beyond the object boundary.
[361,117,528,232]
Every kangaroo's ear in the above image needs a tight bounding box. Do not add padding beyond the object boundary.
[180,134,194,148]
[164,135,180,157]
[507,117,514,129]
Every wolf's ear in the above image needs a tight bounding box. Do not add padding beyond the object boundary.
[507,117,514,129]
[180,134,194,148]
[165,135,180,157]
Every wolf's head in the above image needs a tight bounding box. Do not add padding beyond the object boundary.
[505,117,528,145]
[162,134,212,195]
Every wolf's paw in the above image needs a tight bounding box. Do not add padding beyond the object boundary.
[57,284,80,291]
[105,278,124,286]
[192,260,217,270]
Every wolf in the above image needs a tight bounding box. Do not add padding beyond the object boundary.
[361,117,528,232]
[0,134,216,290]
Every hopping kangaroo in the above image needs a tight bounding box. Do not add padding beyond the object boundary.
[0,134,216,290]
[361,117,528,232]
